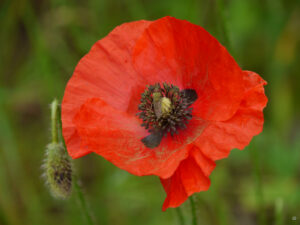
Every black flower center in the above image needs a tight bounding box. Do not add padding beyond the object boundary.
[137,83,198,148]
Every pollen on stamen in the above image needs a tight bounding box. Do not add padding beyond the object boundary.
[137,83,198,148]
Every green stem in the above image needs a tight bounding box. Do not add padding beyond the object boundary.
[175,207,185,225]
[73,176,95,225]
[57,104,64,145]
[216,0,233,54]
[275,198,284,225]
[250,148,266,225]
[189,196,197,225]
[55,101,95,225]
[51,99,59,144]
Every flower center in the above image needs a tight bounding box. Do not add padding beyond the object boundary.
[137,83,198,148]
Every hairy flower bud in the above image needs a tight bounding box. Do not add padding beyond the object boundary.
[43,143,72,199]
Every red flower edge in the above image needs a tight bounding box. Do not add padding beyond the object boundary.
[161,70,267,210]
[61,16,267,211]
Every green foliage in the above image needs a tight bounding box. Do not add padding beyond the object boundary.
[0,0,299,224]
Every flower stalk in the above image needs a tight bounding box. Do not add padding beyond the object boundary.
[175,207,185,225]
[57,101,95,225]
[44,99,95,224]
[189,196,197,225]
[51,99,59,144]
[43,99,72,199]
[250,147,266,225]
[216,0,233,53]
[73,175,95,225]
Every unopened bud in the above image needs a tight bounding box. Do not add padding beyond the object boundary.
[43,143,72,199]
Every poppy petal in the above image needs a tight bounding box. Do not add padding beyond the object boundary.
[194,71,268,160]
[73,98,207,178]
[133,16,245,121]
[61,16,268,211]
[160,146,215,211]
[62,20,152,158]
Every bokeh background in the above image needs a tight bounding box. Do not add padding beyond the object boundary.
[0,0,299,224]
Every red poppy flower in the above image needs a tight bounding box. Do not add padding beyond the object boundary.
[62,16,267,211]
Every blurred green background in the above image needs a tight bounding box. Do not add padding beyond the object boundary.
[0,0,299,224]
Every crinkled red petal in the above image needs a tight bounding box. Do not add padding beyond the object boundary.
[62,20,151,158]
[160,70,267,210]
[194,71,268,160]
[160,146,215,211]
[73,98,207,178]
[133,16,245,121]
[62,16,267,192]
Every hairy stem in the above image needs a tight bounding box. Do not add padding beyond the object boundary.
[51,99,59,144]
[56,101,95,225]
[216,0,233,54]
[175,207,185,225]
[189,196,197,225]
[73,176,95,225]
[275,198,284,225]
[250,148,266,225]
